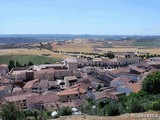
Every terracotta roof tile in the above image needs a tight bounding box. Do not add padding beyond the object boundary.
[57,89,79,96]
[5,93,38,102]
[126,83,142,93]
[23,79,39,89]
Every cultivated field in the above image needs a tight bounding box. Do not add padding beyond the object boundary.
[51,40,102,53]
[0,48,68,59]
[0,55,59,65]
[0,39,160,63]
[51,39,160,55]
[98,47,160,55]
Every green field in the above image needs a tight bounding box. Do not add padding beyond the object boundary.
[0,55,60,65]
[132,41,160,47]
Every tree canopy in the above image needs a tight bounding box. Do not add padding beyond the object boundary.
[142,71,160,94]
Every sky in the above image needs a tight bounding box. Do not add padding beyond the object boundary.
[0,0,160,35]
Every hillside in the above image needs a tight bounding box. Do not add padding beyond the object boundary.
[53,112,160,120]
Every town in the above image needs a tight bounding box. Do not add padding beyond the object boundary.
[0,53,159,115]
[1,0,160,119]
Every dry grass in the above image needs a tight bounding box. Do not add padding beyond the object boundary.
[51,39,160,55]
[98,47,160,55]
[53,111,160,120]
[0,48,68,59]
[51,42,100,53]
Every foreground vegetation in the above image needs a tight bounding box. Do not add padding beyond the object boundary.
[0,55,60,66]
[0,103,72,120]
[78,71,160,116]
[0,71,160,120]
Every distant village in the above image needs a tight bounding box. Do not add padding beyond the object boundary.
[0,53,160,112]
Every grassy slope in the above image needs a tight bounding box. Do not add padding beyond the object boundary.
[53,111,160,120]
[0,55,60,65]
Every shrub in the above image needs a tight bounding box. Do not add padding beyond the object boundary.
[58,107,72,116]
[107,104,120,116]
[151,100,160,111]
[128,99,145,113]
[0,102,24,120]
[96,84,102,91]
[137,90,148,97]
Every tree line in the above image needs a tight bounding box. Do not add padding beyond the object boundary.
[8,60,34,70]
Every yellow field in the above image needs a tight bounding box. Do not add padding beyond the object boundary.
[0,48,68,59]
[51,41,102,53]
[98,47,160,55]
[0,43,160,60]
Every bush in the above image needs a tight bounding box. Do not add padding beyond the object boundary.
[98,100,109,108]
[58,107,72,116]
[23,109,34,117]
[0,102,24,120]
[151,100,160,111]
[137,90,148,97]
[96,84,102,91]
[128,99,145,113]
[107,104,120,116]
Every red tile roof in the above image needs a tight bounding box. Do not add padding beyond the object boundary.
[0,86,6,91]
[27,93,58,104]
[0,64,8,68]
[57,89,79,96]
[5,93,38,102]
[23,79,39,89]
[126,83,142,93]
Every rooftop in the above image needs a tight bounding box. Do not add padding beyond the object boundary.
[129,65,146,73]
[0,64,8,68]
[112,76,132,83]
[126,83,142,93]
[57,89,79,96]
[5,93,38,102]
[23,79,39,89]
[32,79,57,88]
[64,76,77,81]
[27,93,58,104]
[0,85,12,91]
[65,58,77,63]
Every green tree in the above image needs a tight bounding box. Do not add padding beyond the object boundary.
[107,104,120,116]
[28,61,34,66]
[128,98,145,113]
[142,71,160,94]
[59,107,72,116]
[96,84,102,91]
[8,60,15,70]
[103,53,115,59]
[34,110,38,120]
[23,109,33,117]
[0,102,24,120]
[87,98,95,105]
[16,61,21,67]
[38,110,48,120]
[125,54,131,58]
[151,100,160,111]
